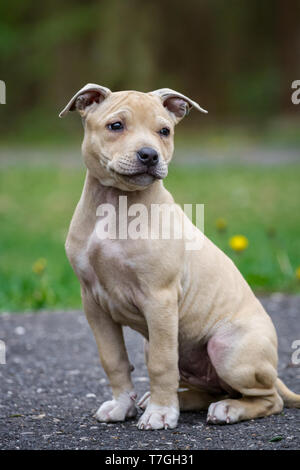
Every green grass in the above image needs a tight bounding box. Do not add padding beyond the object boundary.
[1,164,300,312]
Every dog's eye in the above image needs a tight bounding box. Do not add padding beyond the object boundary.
[107,121,124,131]
[159,127,170,137]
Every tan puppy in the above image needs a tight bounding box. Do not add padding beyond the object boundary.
[60,84,300,430]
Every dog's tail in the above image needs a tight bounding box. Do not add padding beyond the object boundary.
[276,378,300,408]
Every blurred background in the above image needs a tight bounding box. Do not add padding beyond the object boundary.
[0,0,300,311]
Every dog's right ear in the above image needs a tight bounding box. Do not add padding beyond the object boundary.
[59,83,111,118]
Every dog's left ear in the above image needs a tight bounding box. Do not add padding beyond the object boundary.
[59,83,111,118]
[150,88,207,123]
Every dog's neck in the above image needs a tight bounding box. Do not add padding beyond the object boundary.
[81,170,169,212]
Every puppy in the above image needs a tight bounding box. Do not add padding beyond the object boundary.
[60,84,300,429]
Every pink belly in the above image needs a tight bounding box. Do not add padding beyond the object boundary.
[178,342,236,395]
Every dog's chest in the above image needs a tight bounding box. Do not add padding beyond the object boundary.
[73,230,145,328]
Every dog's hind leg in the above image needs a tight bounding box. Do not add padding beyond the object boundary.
[207,393,283,424]
[178,388,223,411]
[206,325,284,424]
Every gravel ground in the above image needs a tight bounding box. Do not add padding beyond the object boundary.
[0,294,299,450]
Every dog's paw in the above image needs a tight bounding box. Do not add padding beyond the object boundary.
[94,391,137,423]
[137,402,179,430]
[206,400,241,425]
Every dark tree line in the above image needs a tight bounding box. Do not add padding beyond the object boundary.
[0,0,299,136]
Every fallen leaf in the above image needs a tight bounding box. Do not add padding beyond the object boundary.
[269,435,283,442]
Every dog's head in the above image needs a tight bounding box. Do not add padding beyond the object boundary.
[59,84,207,191]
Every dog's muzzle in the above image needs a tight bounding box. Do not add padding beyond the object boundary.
[111,149,168,184]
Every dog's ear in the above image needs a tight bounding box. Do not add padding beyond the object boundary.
[150,88,207,123]
[59,83,111,118]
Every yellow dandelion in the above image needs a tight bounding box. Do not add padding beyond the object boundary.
[229,235,249,253]
[296,267,300,280]
[215,218,227,232]
[32,258,47,275]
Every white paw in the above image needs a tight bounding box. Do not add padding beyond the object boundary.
[94,391,137,423]
[137,402,179,430]
[207,400,241,424]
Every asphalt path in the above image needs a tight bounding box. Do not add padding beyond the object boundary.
[0,294,299,450]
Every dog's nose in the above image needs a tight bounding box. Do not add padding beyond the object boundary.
[137,147,159,167]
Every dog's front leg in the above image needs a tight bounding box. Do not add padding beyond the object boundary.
[82,292,137,423]
[137,292,179,430]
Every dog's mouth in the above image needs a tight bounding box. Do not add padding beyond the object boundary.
[121,172,157,186]
[107,154,169,187]
[111,163,168,186]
